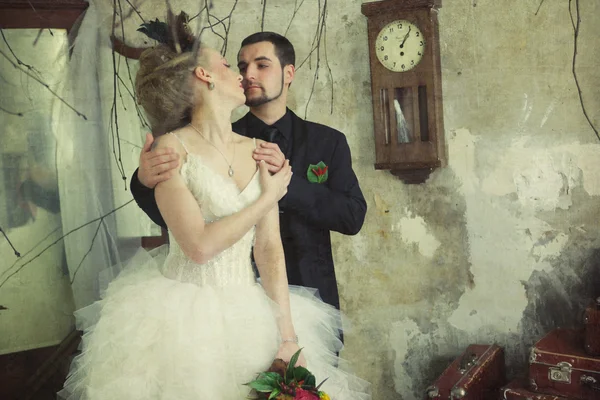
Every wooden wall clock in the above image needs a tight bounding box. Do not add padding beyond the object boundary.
[361,0,445,184]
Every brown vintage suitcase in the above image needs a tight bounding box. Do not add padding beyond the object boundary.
[583,297,600,356]
[500,378,570,399]
[529,328,600,399]
[425,344,506,399]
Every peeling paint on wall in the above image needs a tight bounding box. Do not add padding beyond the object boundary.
[394,213,441,258]
[531,231,569,262]
[480,141,600,211]
[390,318,420,396]
[447,128,479,193]
[443,128,598,333]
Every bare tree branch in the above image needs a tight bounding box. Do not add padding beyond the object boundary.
[117,0,149,130]
[0,200,134,290]
[535,0,546,15]
[221,0,239,55]
[569,0,599,141]
[303,0,331,119]
[117,74,150,128]
[0,29,41,75]
[0,105,24,116]
[0,50,87,120]
[70,220,103,284]
[285,0,306,36]
[261,0,267,31]
[110,0,127,189]
[0,226,61,282]
[189,5,208,22]
[0,225,21,257]
[124,0,145,23]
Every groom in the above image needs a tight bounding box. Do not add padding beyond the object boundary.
[130,32,366,312]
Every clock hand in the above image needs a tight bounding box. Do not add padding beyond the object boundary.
[400,26,412,48]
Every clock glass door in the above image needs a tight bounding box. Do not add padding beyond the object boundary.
[380,85,430,145]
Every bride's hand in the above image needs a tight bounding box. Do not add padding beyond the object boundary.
[275,342,307,368]
[259,159,292,203]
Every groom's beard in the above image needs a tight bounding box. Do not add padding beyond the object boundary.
[245,75,285,107]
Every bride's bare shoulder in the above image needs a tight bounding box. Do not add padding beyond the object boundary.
[153,131,188,157]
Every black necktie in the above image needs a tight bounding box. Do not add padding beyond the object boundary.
[262,126,289,156]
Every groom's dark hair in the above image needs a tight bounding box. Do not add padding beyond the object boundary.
[240,32,296,68]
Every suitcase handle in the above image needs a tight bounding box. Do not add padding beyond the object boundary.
[581,375,600,391]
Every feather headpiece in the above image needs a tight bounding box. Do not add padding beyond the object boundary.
[137,10,196,53]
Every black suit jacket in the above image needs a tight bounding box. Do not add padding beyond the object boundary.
[130,109,367,310]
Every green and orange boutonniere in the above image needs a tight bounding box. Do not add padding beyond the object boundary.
[307,162,328,184]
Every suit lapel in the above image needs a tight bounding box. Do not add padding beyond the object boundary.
[289,110,308,175]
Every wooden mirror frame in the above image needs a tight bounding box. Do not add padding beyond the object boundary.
[0,0,88,30]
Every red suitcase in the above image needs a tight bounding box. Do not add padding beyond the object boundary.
[529,328,600,399]
[425,344,506,399]
[500,378,570,399]
[583,297,600,356]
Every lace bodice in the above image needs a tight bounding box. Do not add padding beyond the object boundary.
[160,134,261,287]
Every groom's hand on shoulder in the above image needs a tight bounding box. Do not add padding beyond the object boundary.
[139,133,180,189]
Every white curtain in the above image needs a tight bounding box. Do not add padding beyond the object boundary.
[56,0,155,310]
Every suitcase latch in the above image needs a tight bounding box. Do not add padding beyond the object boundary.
[581,375,600,391]
[425,385,439,398]
[450,386,467,399]
[548,362,572,384]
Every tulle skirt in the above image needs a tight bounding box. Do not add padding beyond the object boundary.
[58,247,370,399]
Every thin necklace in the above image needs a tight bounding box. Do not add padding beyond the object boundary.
[188,123,236,177]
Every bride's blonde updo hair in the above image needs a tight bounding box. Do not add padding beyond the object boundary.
[135,12,205,137]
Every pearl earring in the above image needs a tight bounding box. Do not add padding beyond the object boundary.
[208,82,215,90]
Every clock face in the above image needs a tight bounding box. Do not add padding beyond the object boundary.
[375,20,425,72]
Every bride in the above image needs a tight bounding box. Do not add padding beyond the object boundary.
[59,14,369,400]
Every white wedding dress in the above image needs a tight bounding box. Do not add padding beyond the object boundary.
[59,136,370,399]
